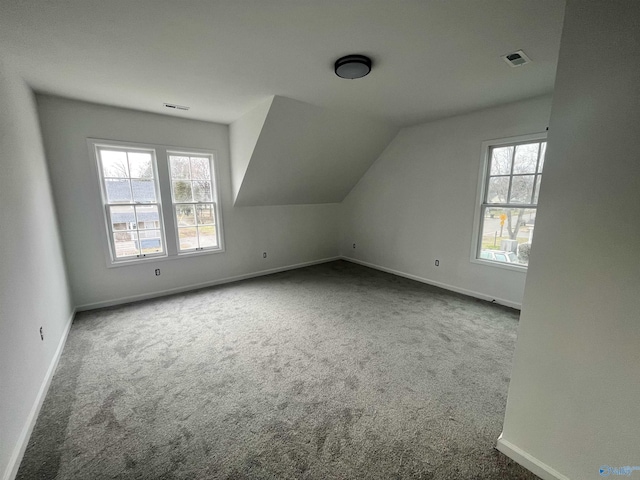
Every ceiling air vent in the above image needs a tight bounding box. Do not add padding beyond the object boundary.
[502,50,531,67]
[163,103,190,111]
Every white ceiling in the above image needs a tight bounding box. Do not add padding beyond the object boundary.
[0,0,565,127]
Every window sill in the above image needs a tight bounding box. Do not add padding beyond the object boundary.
[470,257,528,273]
[106,247,225,268]
[177,246,226,259]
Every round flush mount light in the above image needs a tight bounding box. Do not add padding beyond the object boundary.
[334,54,372,79]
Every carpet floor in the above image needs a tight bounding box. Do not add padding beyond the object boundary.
[18,260,538,479]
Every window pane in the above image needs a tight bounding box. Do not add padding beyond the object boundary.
[128,152,153,178]
[101,150,129,178]
[478,207,536,266]
[113,231,139,258]
[190,157,211,180]
[513,143,539,174]
[538,142,547,173]
[138,229,163,254]
[196,204,215,225]
[135,205,160,229]
[486,176,509,203]
[509,175,535,204]
[178,227,198,250]
[198,225,218,248]
[170,156,190,179]
[192,181,212,202]
[533,175,542,203]
[175,204,196,226]
[105,179,132,203]
[131,180,156,203]
[109,205,136,231]
[95,142,168,263]
[489,146,513,175]
[172,181,193,202]
[479,207,502,253]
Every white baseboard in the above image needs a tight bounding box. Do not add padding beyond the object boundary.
[5,257,341,478]
[76,256,341,312]
[5,256,519,480]
[340,256,522,310]
[3,308,76,480]
[496,434,570,480]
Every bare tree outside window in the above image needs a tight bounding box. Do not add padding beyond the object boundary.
[169,153,219,252]
[477,138,546,267]
[96,146,164,260]
[91,140,224,264]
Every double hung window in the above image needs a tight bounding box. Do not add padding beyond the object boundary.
[91,140,223,265]
[474,134,547,269]
[169,153,220,252]
[96,146,165,261]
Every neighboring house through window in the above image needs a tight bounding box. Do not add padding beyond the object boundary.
[96,145,165,261]
[472,133,547,269]
[90,140,224,265]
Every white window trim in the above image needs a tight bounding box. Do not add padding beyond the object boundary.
[167,149,225,256]
[88,139,225,268]
[470,132,547,272]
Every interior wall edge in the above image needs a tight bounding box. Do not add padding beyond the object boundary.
[3,308,76,480]
[496,435,570,480]
[340,256,521,310]
[75,256,341,312]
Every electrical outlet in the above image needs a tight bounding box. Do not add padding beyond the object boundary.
[435,259,440,266]
[39,327,44,341]
[263,252,267,259]
[353,243,356,249]
[155,268,161,276]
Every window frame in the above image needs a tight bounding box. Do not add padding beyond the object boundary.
[89,139,225,267]
[167,150,224,255]
[470,132,547,272]
[92,141,168,265]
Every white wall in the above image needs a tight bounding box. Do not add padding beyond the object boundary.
[0,61,73,479]
[499,2,640,479]
[234,96,399,206]
[341,95,552,307]
[36,95,340,309]
[229,96,273,203]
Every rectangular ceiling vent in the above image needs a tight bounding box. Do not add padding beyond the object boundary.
[502,50,531,67]
[163,103,190,111]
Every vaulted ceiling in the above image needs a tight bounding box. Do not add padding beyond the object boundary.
[0,0,564,126]
[231,96,399,205]
[0,0,565,205]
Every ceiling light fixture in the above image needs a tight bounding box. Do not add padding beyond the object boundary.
[334,54,372,79]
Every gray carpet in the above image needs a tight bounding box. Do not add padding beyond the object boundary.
[18,260,538,479]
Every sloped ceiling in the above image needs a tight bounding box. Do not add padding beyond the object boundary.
[231,96,399,206]
[229,97,274,202]
[0,1,564,127]
[0,1,564,206]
